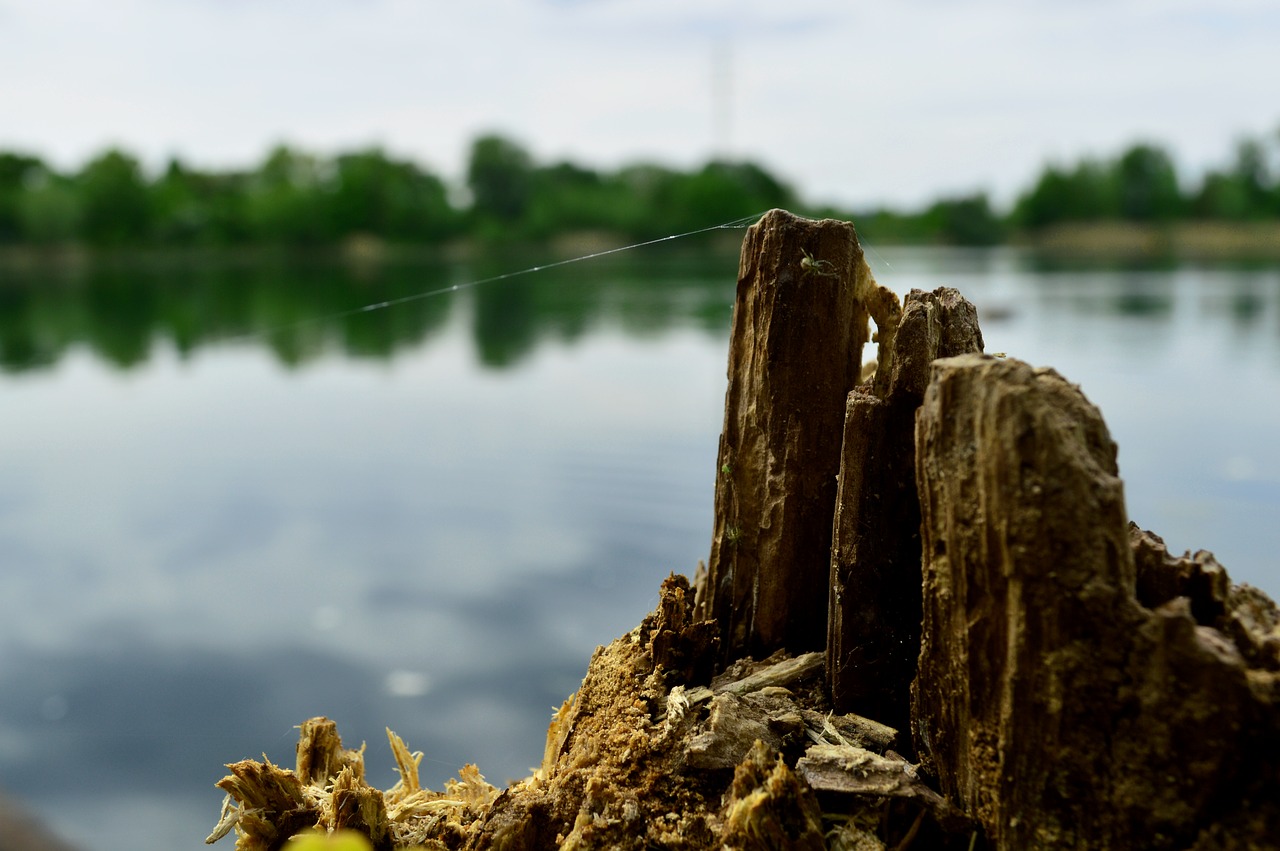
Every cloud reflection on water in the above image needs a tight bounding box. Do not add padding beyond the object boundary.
[2,248,1280,850]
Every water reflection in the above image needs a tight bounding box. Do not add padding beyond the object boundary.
[1,247,1279,851]
[1202,274,1270,328]
[5,248,1277,376]
[0,248,737,373]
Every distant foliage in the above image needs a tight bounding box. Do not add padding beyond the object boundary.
[0,152,45,241]
[923,194,1007,246]
[0,135,791,248]
[0,125,1278,248]
[467,134,536,228]
[1016,159,1120,227]
[1013,132,1280,230]
[78,149,153,245]
[1191,138,1279,220]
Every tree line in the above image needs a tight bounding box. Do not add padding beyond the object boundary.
[854,130,1280,246]
[1,128,1277,249]
[0,135,795,249]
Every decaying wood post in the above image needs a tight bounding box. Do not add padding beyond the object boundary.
[827,288,982,734]
[694,209,875,662]
[911,354,1280,850]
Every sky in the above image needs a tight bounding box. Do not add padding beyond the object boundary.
[2,0,1279,211]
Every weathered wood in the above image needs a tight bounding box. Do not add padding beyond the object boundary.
[911,353,1280,850]
[685,692,788,770]
[827,287,983,733]
[720,740,827,851]
[798,709,897,754]
[694,209,878,663]
[713,651,824,696]
[796,744,944,805]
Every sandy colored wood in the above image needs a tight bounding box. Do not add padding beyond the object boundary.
[206,577,966,850]
[713,651,823,696]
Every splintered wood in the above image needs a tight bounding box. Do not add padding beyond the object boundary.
[207,576,948,850]
[207,716,499,849]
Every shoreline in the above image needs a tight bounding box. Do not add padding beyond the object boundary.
[1017,219,1280,262]
[1,221,1278,272]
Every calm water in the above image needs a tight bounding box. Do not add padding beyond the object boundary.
[1,245,1278,850]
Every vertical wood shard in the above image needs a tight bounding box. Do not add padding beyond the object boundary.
[694,208,879,663]
[827,287,983,733]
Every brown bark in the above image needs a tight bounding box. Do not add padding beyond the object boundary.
[827,287,983,733]
[694,209,879,663]
[911,353,1280,850]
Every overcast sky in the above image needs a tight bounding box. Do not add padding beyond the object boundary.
[2,0,1278,210]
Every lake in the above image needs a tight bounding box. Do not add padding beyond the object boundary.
[1,240,1278,850]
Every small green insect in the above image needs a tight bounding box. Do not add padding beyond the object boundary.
[724,525,743,545]
[800,248,839,279]
[720,462,732,476]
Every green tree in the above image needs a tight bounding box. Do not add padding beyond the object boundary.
[244,145,332,244]
[664,160,795,234]
[524,161,613,236]
[1190,135,1279,220]
[1231,137,1272,216]
[615,164,683,237]
[0,151,45,242]
[17,168,83,243]
[199,171,254,244]
[466,134,534,227]
[850,206,937,244]
[1270,125,1280,215]
[150,158,210,244]
[331,148,457,241]
[1192,171,1251,220]
[1115,143,1182,221]
[1015,159,1118,228]
[75,148,153,245]
[923,193,1006,245]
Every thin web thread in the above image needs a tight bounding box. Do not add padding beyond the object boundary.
[864,241,894,272]
[228,212,765,346]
